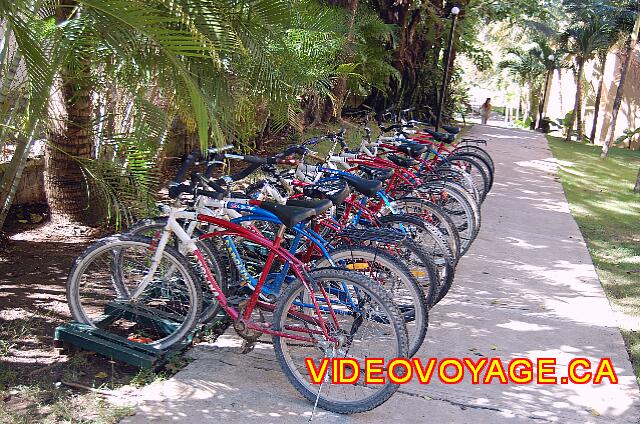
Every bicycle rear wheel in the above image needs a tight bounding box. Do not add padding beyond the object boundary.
[66,235,202,350]
[387,197,461,261]
[377,214,455,297]
[124,218,228,323]
[272,268,408,414]
[315,246,428,357]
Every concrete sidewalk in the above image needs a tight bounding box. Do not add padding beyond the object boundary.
[121,125,640,423]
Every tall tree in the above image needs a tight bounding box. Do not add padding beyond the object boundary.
[44,1,93,223]
[561,16,611,142]
[498,46,547,126]
[601,9,640,157]
[321,0,359,122]
[589,49,608,143]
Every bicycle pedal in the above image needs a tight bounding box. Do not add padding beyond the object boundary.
[239,340,256,354]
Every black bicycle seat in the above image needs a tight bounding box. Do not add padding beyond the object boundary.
[358,165,394,181]
[302,180,351,206]
[397,143,427,157]
[387,154,417,168]
[442,124,461,134]
[285,198,332,215]
[259,202,318,228]
[423,128,455,143]
[338,174,383,197]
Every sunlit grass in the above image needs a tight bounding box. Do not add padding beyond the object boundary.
[547,136,640,378]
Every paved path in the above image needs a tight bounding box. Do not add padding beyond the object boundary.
[120,126,640,423]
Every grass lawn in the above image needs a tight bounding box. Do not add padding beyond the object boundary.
[546,136,640,377]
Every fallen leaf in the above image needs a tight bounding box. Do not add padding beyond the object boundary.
[589,408,600,417]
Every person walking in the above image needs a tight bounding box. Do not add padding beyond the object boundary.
[480,98,492,125]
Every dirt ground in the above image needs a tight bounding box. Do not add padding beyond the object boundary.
[0,218,145,423]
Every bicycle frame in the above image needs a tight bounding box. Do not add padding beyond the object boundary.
[135,206,341,344]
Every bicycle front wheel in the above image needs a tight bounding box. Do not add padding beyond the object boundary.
[66,235,202,350]
[272,268,408,414]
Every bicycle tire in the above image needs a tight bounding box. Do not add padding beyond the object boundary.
[386,197,461,261]
[124,217,228,323]
[272,268,408,414]
[377,213,455,299]
[66,234,202,350]
[315,245,428,356]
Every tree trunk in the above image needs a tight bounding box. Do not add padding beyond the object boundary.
[566,57,584,142]
[575,59,585,142]
[528,83,540,129]
[44,2,94,224]
[634,168,640,193]
[321,0,358,122]
[590,54,606,144]
[602,14,640,158]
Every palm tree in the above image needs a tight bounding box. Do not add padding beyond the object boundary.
[498,46,547,127]
[0,0,328,227]
[601,7,640,158]
[560,15,612,142]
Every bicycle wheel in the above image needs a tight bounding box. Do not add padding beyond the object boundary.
[440,155,489,202]
[272,268,408,414]
[386,197,461,261]
[391,240,440,307]
[124,218,228,323]
[377,214,455,300]
[428,166,481,205]
[66,235,202,350]
[412,181,479,255]
[455,144,494,173]
[315,245,428,357]
[454,151,494,195]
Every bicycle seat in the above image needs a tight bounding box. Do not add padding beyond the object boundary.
[338,174,383,197]
[397,143,427,157]
[387,154,417,168]
[302,180,350,206]
[423,128,455,143]
[285,198,332,215]
[259,202,318,228]
[358,165,394,181]
[442,124,461,134]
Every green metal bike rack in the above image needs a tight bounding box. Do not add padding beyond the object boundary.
[53,322,182,368]
[53,295,232,368]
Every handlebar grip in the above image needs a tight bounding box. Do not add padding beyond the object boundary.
[173,149,200,184]
[168,182,193,199]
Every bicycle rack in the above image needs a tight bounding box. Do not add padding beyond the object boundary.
[54,303,228,368]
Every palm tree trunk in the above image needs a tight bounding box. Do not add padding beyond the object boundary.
[590,61,606,143]
[43,2,94,224]
[575,59,585,142]
[634,168,640,193]
[566,58,584,142]
[321,0,358,122]
[602,14,640,158]
[45,69,93,224]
